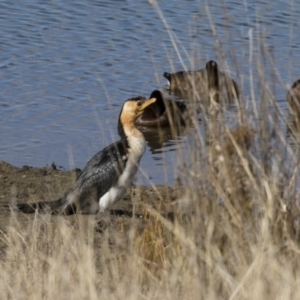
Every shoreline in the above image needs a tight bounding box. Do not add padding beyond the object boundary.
[0,160,179,217]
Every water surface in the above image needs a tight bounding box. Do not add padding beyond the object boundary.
[0,0,299,185]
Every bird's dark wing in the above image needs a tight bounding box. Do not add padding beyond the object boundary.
[75,140,128,198]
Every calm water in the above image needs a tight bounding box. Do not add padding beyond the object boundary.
[0,0,300,185]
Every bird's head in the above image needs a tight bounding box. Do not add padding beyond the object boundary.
[148,90,166,117]
[206,60,218,74]
[118,97,157,137]
[206,60,219,89]
[121,97,157,120]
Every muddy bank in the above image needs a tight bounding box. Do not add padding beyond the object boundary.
[0,160,181,234]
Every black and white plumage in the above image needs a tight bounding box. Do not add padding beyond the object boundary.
[11,97,156,215]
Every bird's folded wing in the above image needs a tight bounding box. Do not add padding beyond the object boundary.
[75,141,128,197]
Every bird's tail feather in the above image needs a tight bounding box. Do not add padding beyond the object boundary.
[4,197,77,215]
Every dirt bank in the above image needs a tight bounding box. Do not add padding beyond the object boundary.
[0,160,181,249]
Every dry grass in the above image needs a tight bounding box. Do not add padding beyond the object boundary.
[2,96,300,299]
[1,2,300,300]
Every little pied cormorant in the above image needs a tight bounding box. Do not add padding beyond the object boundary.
[12,97,156,215]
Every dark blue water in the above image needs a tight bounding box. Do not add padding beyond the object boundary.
[0,0,299,185]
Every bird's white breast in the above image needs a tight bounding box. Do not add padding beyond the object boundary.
[99,132,146,212]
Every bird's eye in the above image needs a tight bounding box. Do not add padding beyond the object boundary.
[137,101,142,107]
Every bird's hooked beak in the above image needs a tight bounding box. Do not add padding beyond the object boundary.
[138,98,156,112]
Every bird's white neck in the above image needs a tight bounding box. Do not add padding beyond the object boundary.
[123,121,146,161]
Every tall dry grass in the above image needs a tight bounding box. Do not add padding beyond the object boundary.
[1,2,300,299]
